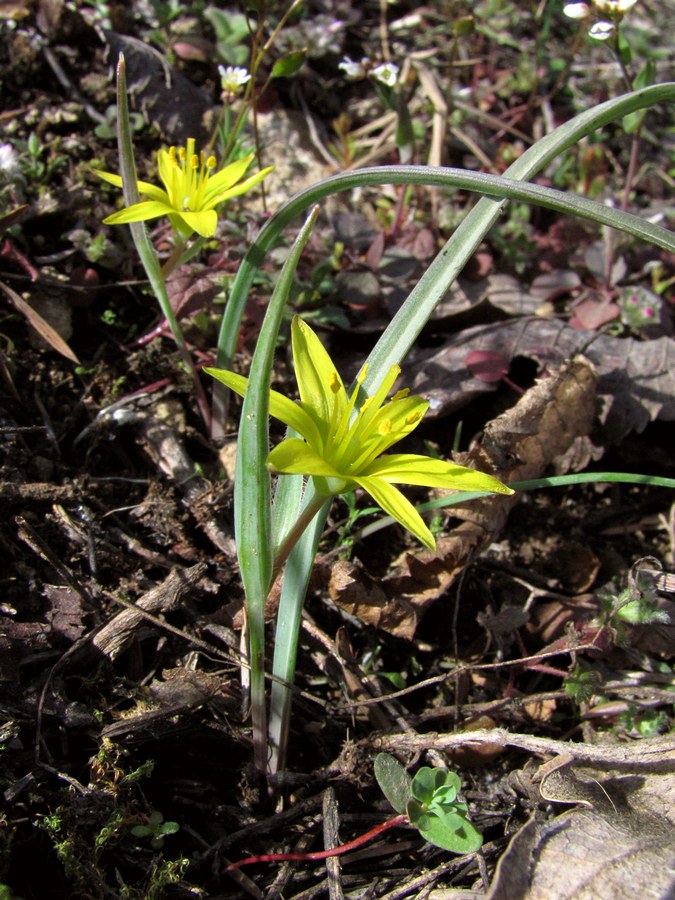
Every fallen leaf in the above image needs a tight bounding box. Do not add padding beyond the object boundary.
[0,282,80,363]
[405,317,675,443]
[569,291,619,330]
[487,272,542,317]
[465,349,510,383]
[330,358,597,636]
[490,760,675,899]
[166,264,216,320]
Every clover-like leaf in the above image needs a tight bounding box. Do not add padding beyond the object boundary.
[411,767,461,806]
[410,766,442,805]
[429,780,462,813]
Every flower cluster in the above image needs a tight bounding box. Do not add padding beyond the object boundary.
[206,317,512,550]
[339,56,399,87]
[563,0,638,40]
[94,138,273,240]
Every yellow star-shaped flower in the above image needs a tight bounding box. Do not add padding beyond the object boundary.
[206,317,513,550]
[95,138,273,240]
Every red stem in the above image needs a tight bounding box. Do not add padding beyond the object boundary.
[226,813,408,870]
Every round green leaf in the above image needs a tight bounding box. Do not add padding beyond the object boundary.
[417,811,483,854]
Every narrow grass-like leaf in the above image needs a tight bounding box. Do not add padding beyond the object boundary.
[214,83,675,774]
[231,206,320,772]
[212,82,675,428]
[268,487,329,774]
[355,472,675,542]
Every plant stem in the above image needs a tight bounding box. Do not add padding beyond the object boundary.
[114,55,211,432]
[226,814,408,870]
[271,489,327,584]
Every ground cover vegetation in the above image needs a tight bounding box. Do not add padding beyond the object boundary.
[0,0,674,897]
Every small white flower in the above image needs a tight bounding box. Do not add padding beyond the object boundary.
[339,56,367,79]
[594,0,638,13]
[589,19,616,38]
[0,143,18,175]
[372,62,399,87]
[218,65,251,96]
[563,2,591,18]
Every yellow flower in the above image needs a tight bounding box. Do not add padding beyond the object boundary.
[206,317,513,550]
[94,139,273,240]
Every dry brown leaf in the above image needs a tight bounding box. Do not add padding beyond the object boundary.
[330,358,597,637]
[166,264,216,320]
[489,759,675,899]
[1,282,80,363]
[405,317,675,443]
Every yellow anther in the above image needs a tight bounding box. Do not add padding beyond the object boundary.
[169,146,177,160]
[329,372,341,394]
[200,150,205,165]
[360,397,372,413]
[190,154,199,169]
[378,418,392,435]
[405,412,421,426]
[206,155,217,169]
[391,388,410,402]
[178,146,187,161]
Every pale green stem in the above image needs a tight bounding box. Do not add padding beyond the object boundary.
[271,488,327,585]
[232,207,322,773]
[114,55,211,431]
[269,487,329,775]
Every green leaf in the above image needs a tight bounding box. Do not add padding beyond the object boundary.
[271,50,307,79]
[408,800,483,854]
[430,778,461,810]
[416,810,483,854]
[410,767,444,805]
[616,30,632,67]
[410,766,462,807]
[625,61,656,133]
[374,753,412,814]
[395,93,415,164]
[453,16,474,37]
[633,59,656,92]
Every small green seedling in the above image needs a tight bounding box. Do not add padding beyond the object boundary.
[130,810,179,849]
[374,753,483,854]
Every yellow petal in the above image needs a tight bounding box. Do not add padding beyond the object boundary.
[291,316,347,429]
[267,438,343,478]
[355,476,436,549]
[177,209,219,237]
[362,454,513,494]
[103,199,174,225]
[205,166,274,207]
[93,169,123,187]
[203,368,249,397]
[203,367,324,449]
[202,154,255,199]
